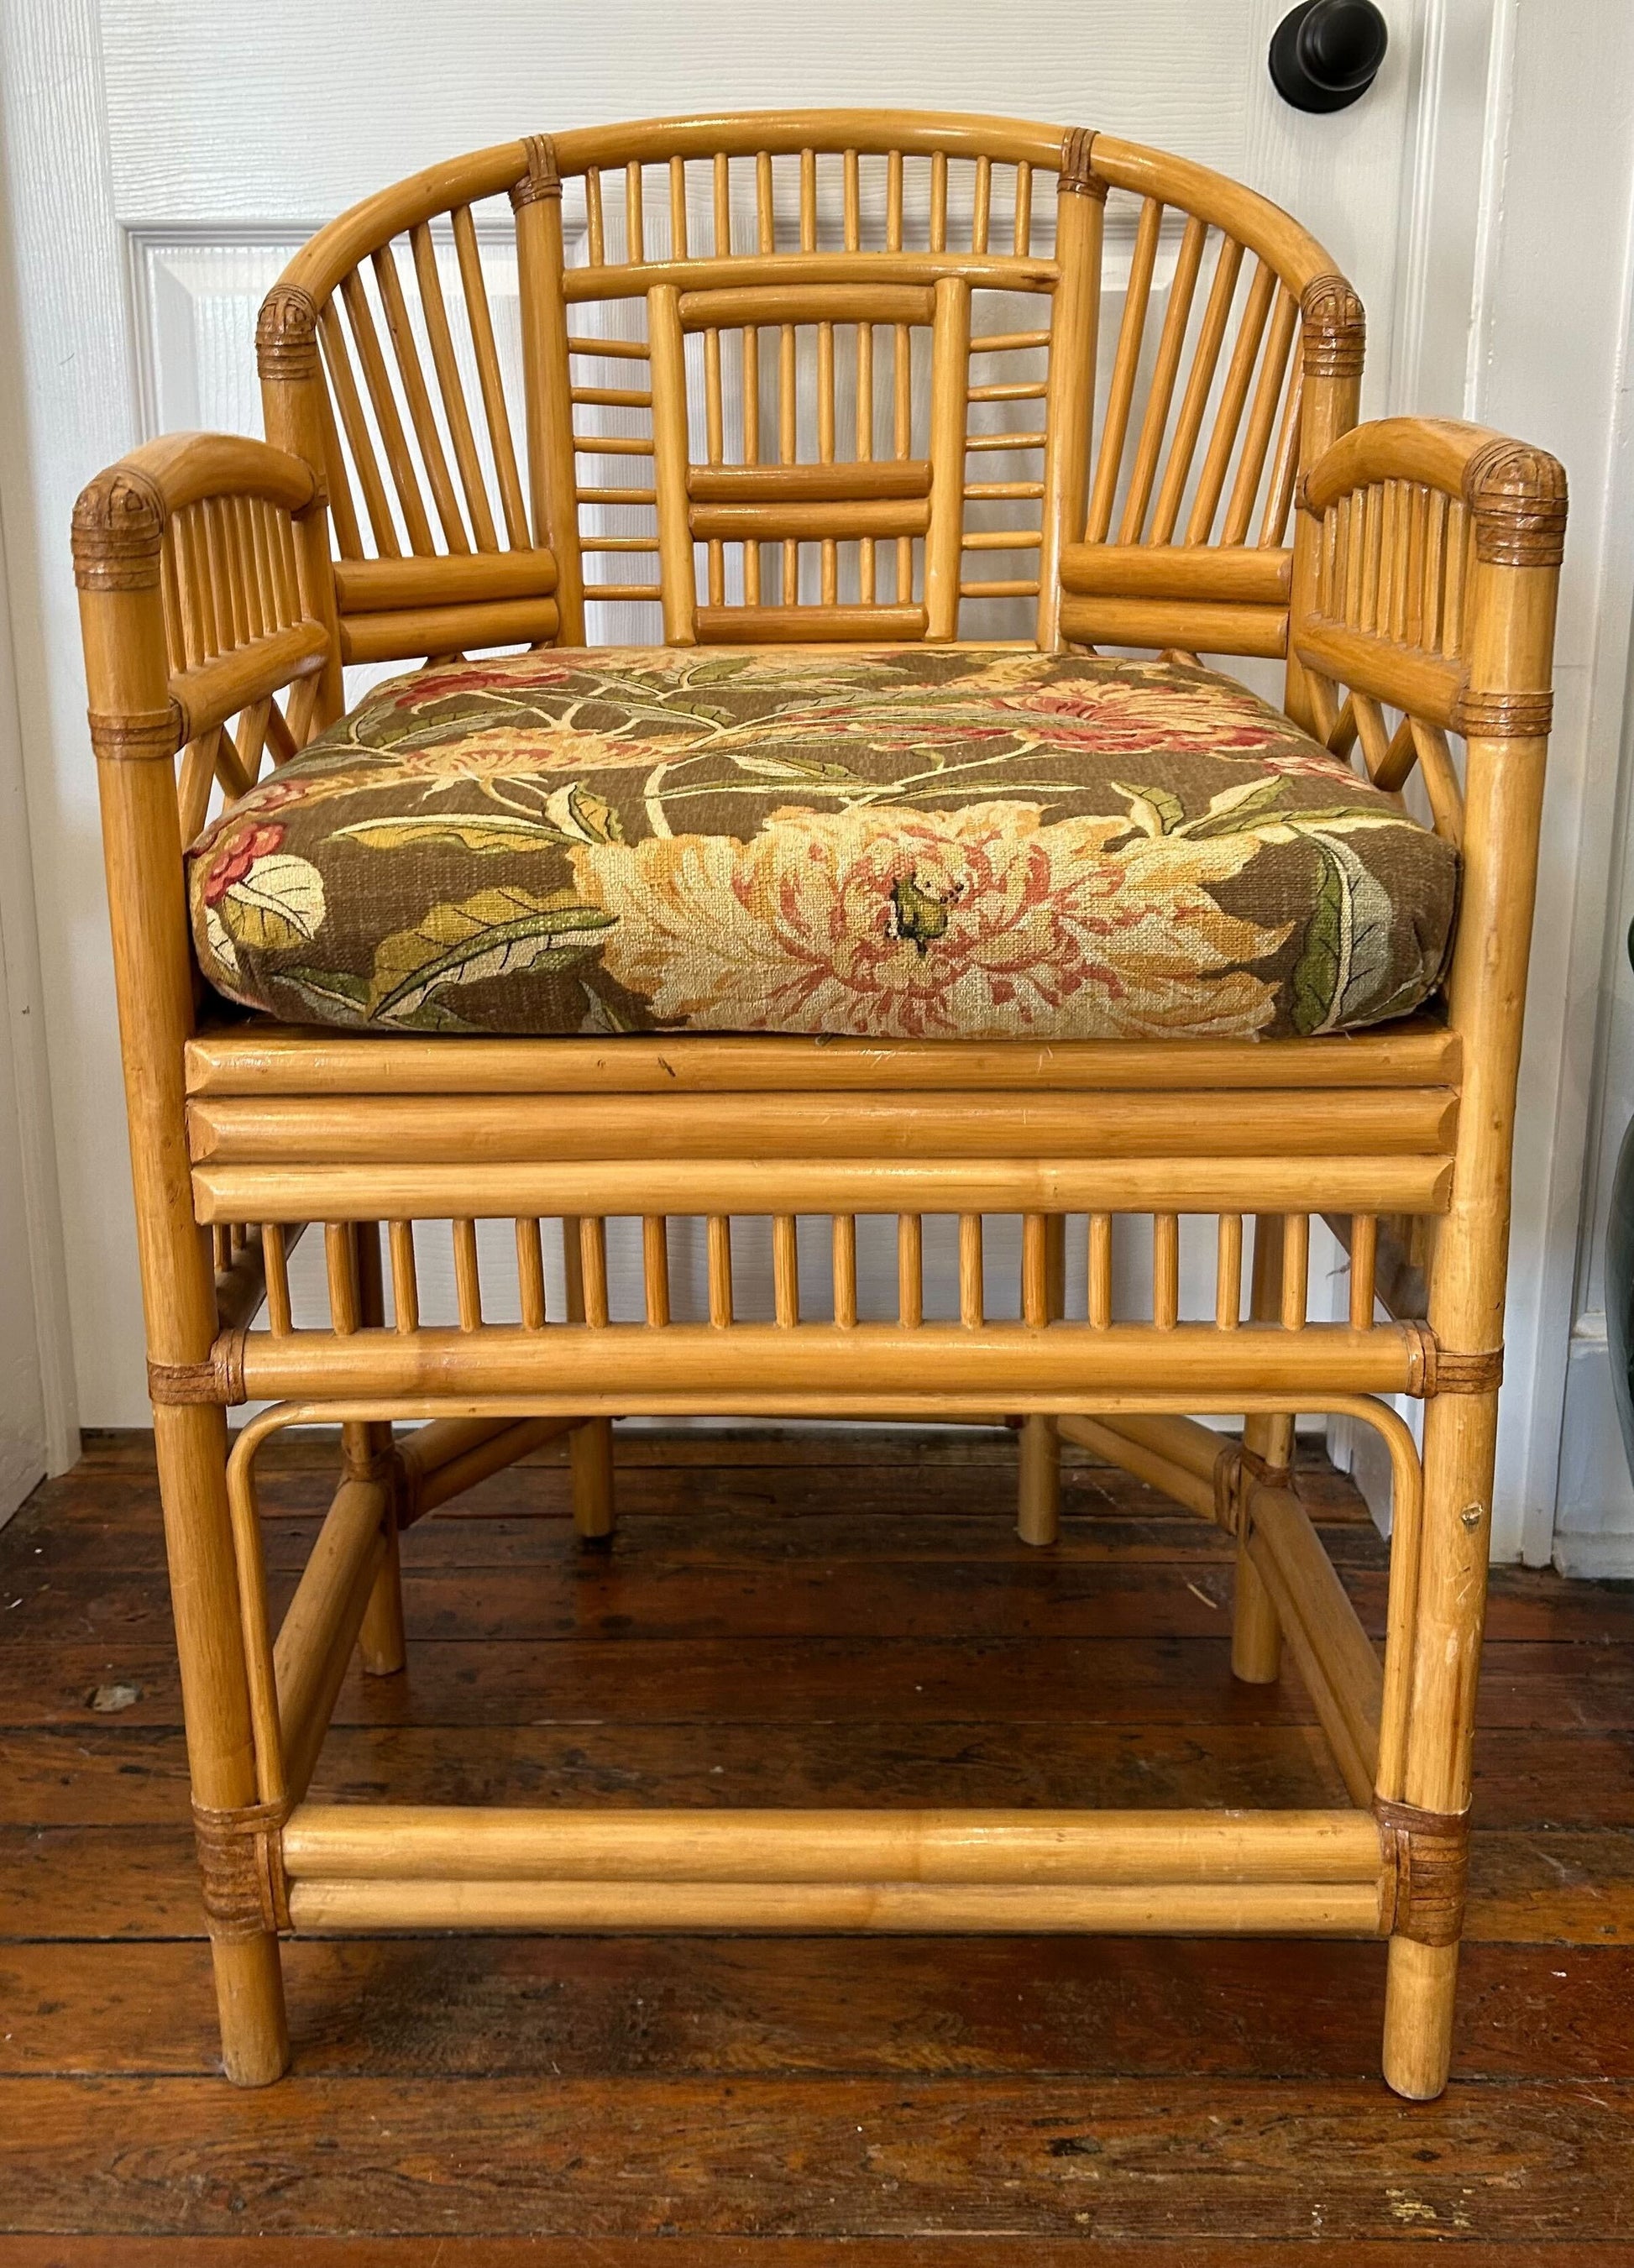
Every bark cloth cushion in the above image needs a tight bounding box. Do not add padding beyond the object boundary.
[187,644,1457,1043]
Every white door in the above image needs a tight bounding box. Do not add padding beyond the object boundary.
[11,0,1626,1568]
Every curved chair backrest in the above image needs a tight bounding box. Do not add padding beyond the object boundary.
[257,111,1357,678]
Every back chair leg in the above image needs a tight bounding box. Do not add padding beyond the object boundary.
[1230,1537,1284,1684]
[1017,1218,1065,1545]
[562,1217,616,1545]
[1016,1415,1061,1546]
[351,1235,407,1674]
[156,1402,290,2087]
[1380,1384,1493,2099]
[570,1417,616,1545]
[1232,1215,1291,1683]
[356,1506,407,1676]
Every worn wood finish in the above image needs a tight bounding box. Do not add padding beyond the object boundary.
[3,1432,1633,2249]
[75,107,1566,2103]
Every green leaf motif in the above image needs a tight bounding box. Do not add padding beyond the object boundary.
[279,965,371,1020]
[1288,835,1396,1036]
[544,782,624,845]
[1112,781,1185,838]
[333,814,566,853]
[1181,777,1288,834]
[369,887,615,1024]
[722,749,867,786]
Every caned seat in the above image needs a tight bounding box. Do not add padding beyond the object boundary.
[189,643,1455,1041]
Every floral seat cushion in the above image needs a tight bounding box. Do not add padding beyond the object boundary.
[188,645,1457,1042]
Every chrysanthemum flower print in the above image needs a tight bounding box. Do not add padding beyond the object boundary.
[572,801,1286,1040]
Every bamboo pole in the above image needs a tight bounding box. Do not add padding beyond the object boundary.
[196,1155,1454,1227]
[924,275,972,639]
[255,292,343,729]
[568,1418,616,1544]
[187,1086,1459,1164]
[1034,151,1102,647]
[1382,448,1565,2102]
[1016,1211,1061,1545]
[513,151,584,639]
[356,1515,406,1679]
[1229,1218,1291,1684]
[350,1225,404,1679]
[76,480,290,2087]
[273,1474,393,1804]
[562,1220,615,1542]
[1056,1412,1220,1524]
[186,1024,1463,1097]
[288,1877,1382,1936]
[1016,1416,1059,1546]
[647,284,696,644]
[237,1320,1430,1407]
[1242,1473,1383,1806]
[399,1413,580,1522]
[284,1802,1380,1882]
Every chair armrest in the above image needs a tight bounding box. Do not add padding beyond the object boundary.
[73,430,340,767]
[1292,414,1567,745]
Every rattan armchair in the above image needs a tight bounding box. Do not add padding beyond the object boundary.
[73,110,1565,2098]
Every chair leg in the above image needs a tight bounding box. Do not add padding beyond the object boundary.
[154,1401,289,2087]
[570,1416,615,1545]
[350,1241,407,1675]
[1017,1220,1065,1545]
[1231,1215,1291,1682]
[1230,1532,1283,1682]
[1016,1414,1061,1546]
[357,1511,406,1676]
[1381,1386,1494,2101]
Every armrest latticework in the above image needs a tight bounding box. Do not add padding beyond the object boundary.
[73,431,341,841]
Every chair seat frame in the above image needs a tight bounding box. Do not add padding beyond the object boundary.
[71,109,1566,2100]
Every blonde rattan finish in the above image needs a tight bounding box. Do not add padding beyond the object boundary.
[73,110,1565,2100]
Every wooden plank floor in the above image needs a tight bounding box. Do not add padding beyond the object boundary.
[3,1423,1632,2261]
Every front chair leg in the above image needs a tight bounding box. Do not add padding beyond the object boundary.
[155,1403,290,2087]
[1380,1386,1492,2100]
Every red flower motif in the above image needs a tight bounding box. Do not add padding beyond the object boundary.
[201,821,285,906]
[395,656,577,708]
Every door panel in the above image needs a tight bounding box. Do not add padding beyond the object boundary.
[21,0,1422,1413]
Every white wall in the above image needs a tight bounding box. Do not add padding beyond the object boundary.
[0,512,52,1515]
[1465,0,1634,1569]
[0,93,80,1500]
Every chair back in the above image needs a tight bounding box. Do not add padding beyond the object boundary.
[259,111,1356,676]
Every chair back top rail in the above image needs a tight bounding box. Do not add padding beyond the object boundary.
[256,110,1354,660]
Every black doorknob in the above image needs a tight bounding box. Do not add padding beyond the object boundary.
[1269,0,1389,113]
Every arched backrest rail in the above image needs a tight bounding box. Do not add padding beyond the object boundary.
[259,111,1355,661]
